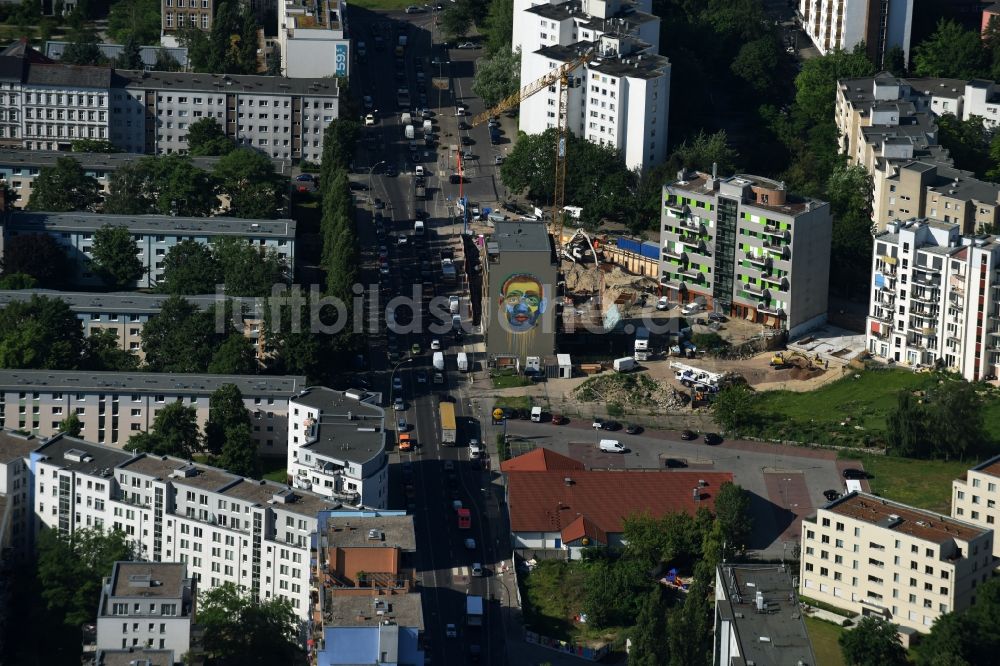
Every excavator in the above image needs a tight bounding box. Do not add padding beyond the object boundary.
[770,351,826,370]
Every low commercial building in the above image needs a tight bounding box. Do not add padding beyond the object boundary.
[0,211,295,289]
[95,561,195,660]
[501,448,732,558]
[286,387,388,509]
[951,453,1000,559]
[315,595,424,666]
[714,563,816,666]
[278,0,351,79]
[799,492,993,634]
[0,369,305,455]
[660,172,832,337]
[866,219,1000,378]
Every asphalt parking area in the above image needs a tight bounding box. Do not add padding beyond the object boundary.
[762,471,813,544]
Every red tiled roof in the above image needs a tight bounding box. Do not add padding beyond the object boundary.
[561,515,606,546]
[500,447,586,472]
[507,470,734,536]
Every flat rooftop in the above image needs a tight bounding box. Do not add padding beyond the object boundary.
[536,41,668,79]
[296,388,386,466]
[97,649,175,666]
[0,149,289,176]
[0,369,306,396]
[492,221,552,252]
[109,561,188,599]
[7,211,296,238]
[223,478,338,518]
[825,492,987,544]
[667,172,823,217]
[0,428,42,464]
[0,289,222,313]
[716,564,815,666]
[323,593,424,630]
[33,435,135,475]
[323,514,416,550]
[115,69,339,97]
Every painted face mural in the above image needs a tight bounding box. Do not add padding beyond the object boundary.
[500,274,546,333]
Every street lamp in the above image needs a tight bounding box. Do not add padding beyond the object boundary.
[368,160,387,209]
[389,357,413,442]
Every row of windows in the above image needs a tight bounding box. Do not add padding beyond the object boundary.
[25,108,105,122]
[164,12,210,29]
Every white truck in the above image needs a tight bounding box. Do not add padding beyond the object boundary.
[466,595,483,626]
[613,357,637,373]
[433,351,445,371]
[423,119,433,134]
[634,326,650,361]
[670,361,725,393]
[530,406,542,422]
[457,352,469,372]
[414,220,424,235]
[404,124,415,139]
[401,111,412,126]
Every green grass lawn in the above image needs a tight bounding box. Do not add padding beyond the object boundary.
[493,395,534,411]
[803,616,847,666]
[260,458,288,484]
[840,453,968,514]
[519,560,625,644]
[492,374,533,389]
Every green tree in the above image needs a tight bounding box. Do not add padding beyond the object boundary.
[0,273,38,289]
[839,616,907,666]
[59,412,83,437]
[154,48,182,72]
[204,383,252,456]
[483,0,513,53]
[198,582,304,665]
[125,400,201,458]
[912,19,986,79]
[629,587,671,666]
[884,44,906,76]
[711,384,761,433]
[178,25,216,72]
[472,48,520,108]
[60,30,105,66]
[107,0,162,46]
[141,296,220,372]
[208,333,257,375]
[145,154,218,217]
[713,482,752,555]
[0,234,71,287]
[0,296,85,369]
[791,44,875,133]
[28,156,101,212]
[91,224,146,289]
[319,119,361,182]
[937,114,992,178]
[82,328,141,371]
[72,139,120,153]
[930,381,987,462]
[213,148,282,219]
[671,130,739,175]
[731,36,782,95]
[158,240,221,294]
[213,237,288,297]
[187,117,234,156]
[667,575,712,666]
[116,33,144,69]
[826,164,875,296]
[104,160,157,215]
[37,527,134,628]
[916,578,1000,665]
[440,3,473,40]
[219,422,260,477]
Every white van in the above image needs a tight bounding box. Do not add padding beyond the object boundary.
[530,406,542,422]
[449,295,460,314]
[469,439,482,458]
[599,439,626,453]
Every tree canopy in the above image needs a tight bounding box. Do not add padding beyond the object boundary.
[107,0,162,47]
[187,117,235,156]
[158,240,222,295]
[125,400,201,458]
[0,296,85,369]
[916,578,1000,665]
[913,19,987,79]
[198,583,304,665]
[28,157,102,212]
[472,48,520,108]
[839,616,907,666]
[0,234,71,287]
[141,296,220,372]
[91,224,146,289]
[886,380,988,461]
[213,149,283,219]
[204,383,252,455]
[105,155,217,217]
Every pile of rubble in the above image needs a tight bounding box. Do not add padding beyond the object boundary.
[573,373,689,411]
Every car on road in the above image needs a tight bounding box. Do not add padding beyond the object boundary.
[625,424,643,435]
[378,247,389,259]
[380,264,390,275]
[464,538,476,550]
[656,296,671,310]
[665,458,688,468]
[431,339,441,350]
[494,155,504,165]
[392,377,403,391]
[460,135,474,145]
[397,235,409,246]
[393,397,405,411]
[443,460,455,471]
[373,198,385,210]
[405,4,425,12]
[551,414,566,425]
[457,42,477,49]
[411,343,421,355]
[704,432,723,445]
[471,563,484,577]
[455,106,467,116]
[385,164,398,177]
[823,489,841,501]
[362,95,374,110]
[416,371,428,384]
[842,468,866,480]
[445,624,457,638]
[397,418,408,432]
[449,173,465,184]
[431,56,448,65]
[680,429,697,440]
[364,113,376,126]
[349,181,369,191]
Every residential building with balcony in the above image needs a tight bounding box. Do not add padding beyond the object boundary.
[287,387,388,509]
[0,370,305,455]
[95,561,195,660]
[514,0,670,171]
[799,492,993,635]
[28,434,339,619]
[0,211,295,289]
[278,0,351,79]
[951,453,1000,559]
[660,171,832,338]
[866,219,1000,379]
[799,0,914,68]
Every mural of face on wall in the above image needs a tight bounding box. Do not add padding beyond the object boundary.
[499,273,547,333]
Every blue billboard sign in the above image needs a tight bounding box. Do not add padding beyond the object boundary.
[335,43,349,76]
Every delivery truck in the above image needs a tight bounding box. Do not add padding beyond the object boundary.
[439,400,456,445]
[466,595,483,626]
[613,357,637,372]
[457,352,469,372]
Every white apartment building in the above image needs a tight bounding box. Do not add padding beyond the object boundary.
[287,387,388,509]
[867,219,1000,380]
[0,370,305,455]
[95,561,195,659]
[799,0,914,68]
[0,211,295,289]
[26,434,338,619]
[278,0,351,79]
[952,454,1000,559]
[515,0,670,171]
[800,492,993,634]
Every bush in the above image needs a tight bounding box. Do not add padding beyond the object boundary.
[607,403,625,417]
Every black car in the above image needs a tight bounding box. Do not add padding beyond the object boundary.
[349,181,370,191]
[842,468,866,480]
[457,121,470,131]
[373,199,385,210]
[679,429,697,441]
[625,424,643,435]
[460,135,474,145]
[708,312,728,323]
[385,165,398,177]
[665,458,688,468]
[602,420,622,431]
[703,432,723,445]
[823,489,841,501]
[517,409,530,420]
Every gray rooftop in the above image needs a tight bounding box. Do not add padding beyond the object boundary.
[96,649,175,666]
[296,388,386,466]
[32,435,135,475]
[108,561,189,600]
[0,370,305,397]
[0,290,225,313]
[493,221,552,252]
[0,428,41,464]
[908,77,967,99]
[26,61,111,88]
[715,564,815,666]
[323,593,424,630]
[323,514,416,550]
[6,211,296,238]
[536,41,668,79]
[45,41,189,69]
[223,478,338,518]
[115,69,339,98]
[0,149,290,177]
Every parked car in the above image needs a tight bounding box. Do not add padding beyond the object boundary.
[708,312,728,323]
[405,5,425,13]
[665,458,688,468]
[373,198,385,210]
[397,418,408,432]
[430,339,442,350]
[680,429,697,440]
[416,371,427,384]
[392,377,403,391]
[457,42,477,49]
[393,397,405,411]
[445,624,457,638]
[703,432,723,445]
[681,302,702,316]
[464,538,476,549]
[842,468,866,480]
[656,296,671,310]
[411,343,422,355]
[823,489,841,501]
[365,113,376,126]
[602,420,622,431]
[625,424,643,435]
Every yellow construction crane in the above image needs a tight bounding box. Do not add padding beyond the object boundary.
[469,49,595,246]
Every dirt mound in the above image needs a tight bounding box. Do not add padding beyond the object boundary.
[573,373,689,410]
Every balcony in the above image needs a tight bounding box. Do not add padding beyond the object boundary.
[909,308,936,321]
[763,242,790,260]
[756,302,786,317]
[871,310,893,324]
[744,252,771,269]
[912,273,940,287]
[910,290,938,304]
[678,217,705,233]
[662,246,685,261]
[760,273,789,291]
[742,282,768,298]
[664,202,687,218]
[678,267,705,283]
[678,236,707,252]
[761,224,788,240]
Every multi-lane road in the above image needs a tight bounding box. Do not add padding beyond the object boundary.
[347,8,509,665]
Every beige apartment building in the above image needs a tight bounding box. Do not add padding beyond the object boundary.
[0,370,305,455]
[800,492,993,634]
[876,161,1000,234]
[952,454,1000,559]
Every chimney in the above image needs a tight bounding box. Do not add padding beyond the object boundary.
[712,162,717,179]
